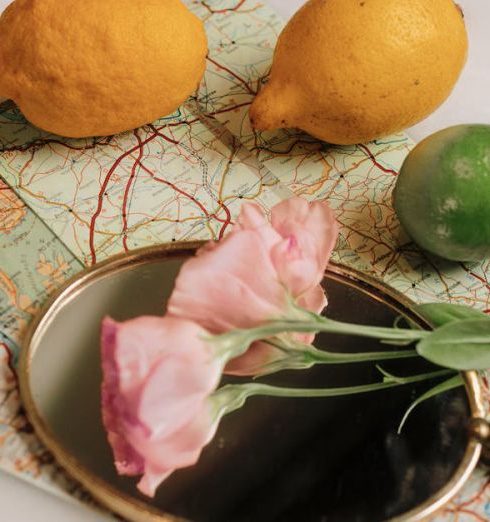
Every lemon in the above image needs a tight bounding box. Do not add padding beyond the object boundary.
[250,0,468,145]
[393,125,490,262]
[0,0,207,138]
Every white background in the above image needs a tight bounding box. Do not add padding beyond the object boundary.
[0,0,489,520]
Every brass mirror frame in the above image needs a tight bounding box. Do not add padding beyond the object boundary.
[18,242,489,522]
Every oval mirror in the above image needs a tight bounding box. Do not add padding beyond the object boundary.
[19,243,485,522]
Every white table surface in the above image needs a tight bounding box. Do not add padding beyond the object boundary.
[0,0,489,520]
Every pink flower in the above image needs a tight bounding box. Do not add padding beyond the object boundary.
[167,197,339,375]
[101,315,223,496]
[269,197,339,295]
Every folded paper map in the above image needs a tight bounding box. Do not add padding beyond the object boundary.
[0,1,489,519]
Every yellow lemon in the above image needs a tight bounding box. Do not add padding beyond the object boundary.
[0,0,207,138]
[250,0,468,145]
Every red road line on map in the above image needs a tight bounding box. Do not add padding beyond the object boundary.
[132,151,211,218]
[217,200,232,239]
[89,119,235,262]
[88,132,160,265]
[165,118,201,128]
[447,508,487,522]
[154,175,210,218]
[137,158,230,227]
[164,102,252,128]
[359,144,398,176]
[122,130,144,252]
[342,222,395,257]
[202,0,246,14]
[206,56,256,95]
[252,138,319,155]
[418,251,452,295]
[0,343,17,384]
[165,102,252,127]
[468,271,490,291]
[209,101,252,117]
[454,478,490,509]
[1,137,112,154]
[147,124,231,226]
[147,124,180,145]
[460,263,490,292]
[483,376,490,391]
[132,141,231,231]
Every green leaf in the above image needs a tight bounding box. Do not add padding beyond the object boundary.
[416,319,490,370]
[414,303,490,328]
[397,375,464,434]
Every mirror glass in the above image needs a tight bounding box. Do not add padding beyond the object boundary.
[27,252,471,522]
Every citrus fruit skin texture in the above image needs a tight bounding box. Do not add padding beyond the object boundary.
[250,0,468,145]
[393,125,490,262]
[0,0,207,138]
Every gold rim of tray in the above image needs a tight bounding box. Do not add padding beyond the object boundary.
[18,242,486,522]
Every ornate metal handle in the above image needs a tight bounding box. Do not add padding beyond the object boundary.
[470,417,490,463]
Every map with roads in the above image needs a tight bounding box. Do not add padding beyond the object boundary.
[0,1,489,519]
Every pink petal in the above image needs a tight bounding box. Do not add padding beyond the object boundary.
[165,197,339,379]
[270,197,310,238]
[137,467,172,497]
[111,316,182,395]
[271,197,339,271]
[224,341,284,376]
[168,228,287,331]
[271,234,322,296]
[237,202,269,230]
[100,318,144,476]
[294,285,328,344]
[135,404,220,497]
[226,283,329,374]
[100,316,220,483]
[138,349,221,438]
[297,284,328,315]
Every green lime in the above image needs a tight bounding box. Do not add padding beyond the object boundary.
[393,125,490,262]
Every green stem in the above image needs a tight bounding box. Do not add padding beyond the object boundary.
[214,368,455,416]
[214,316,429,361]
[300,343,418,365]
[253,319,428,343]
[242,369,453,398]
[249,339,419,377]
